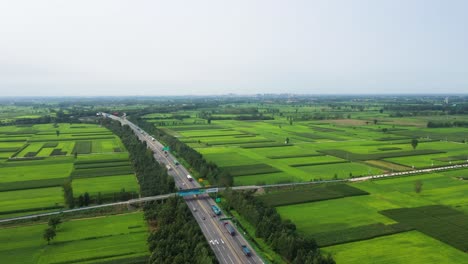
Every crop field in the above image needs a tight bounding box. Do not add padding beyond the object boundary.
[0,162,73,183]
[323,231,468,264]
[259,184,369,207]
[0,187,64,216]
[158,109,468,188]
[73,174,139,196]
[380,205,468,252]
[272,169,468,260]
[0,212,148,264]
[277,195,398,234]
[0,123,137,218]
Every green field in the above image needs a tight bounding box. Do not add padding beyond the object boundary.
[277,195,398,234]
[0,187,64,217]
[0,212,148,264]
[273,169,468,261]
[73,174,139,196]
[323,231,468,264]
[259,184,368,207]
[0,123,137,218]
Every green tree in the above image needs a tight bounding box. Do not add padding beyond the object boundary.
[411,138,419,150]
[63,180,75,208]
[78,195,84,207]
[48,216,62,229]
[414,180,423,193]
[285,137,290,144]
[56,130,60,137]
[83,192,90,206]
[43,227,56,244]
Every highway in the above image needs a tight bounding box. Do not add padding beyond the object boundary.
[110,114,264,264]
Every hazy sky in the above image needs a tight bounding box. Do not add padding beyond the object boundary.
[1,0,467,96]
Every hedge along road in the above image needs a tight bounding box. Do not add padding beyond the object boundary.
[2,162,467,224]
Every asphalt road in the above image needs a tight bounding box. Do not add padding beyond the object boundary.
[114,115,264,264]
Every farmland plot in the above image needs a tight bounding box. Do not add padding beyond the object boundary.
[0,212,148,264]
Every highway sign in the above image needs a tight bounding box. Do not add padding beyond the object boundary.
[205,188,219,193]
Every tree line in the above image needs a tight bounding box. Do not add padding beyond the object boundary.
[427,120,468,128]
[103,118,175,196]
[131,117,234,187]
[127,117,333,262]
[144,198,217,263]
[223,189,335,264]
[103,119,216,263]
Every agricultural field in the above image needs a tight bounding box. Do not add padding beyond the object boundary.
[323,231,468,264]
[271,169,468,261]
[156,104,468,185]
[0,212,148,264]
[140,98,468,262]
[0,123,138,219]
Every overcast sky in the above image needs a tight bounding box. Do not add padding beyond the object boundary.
[0,0,467,96]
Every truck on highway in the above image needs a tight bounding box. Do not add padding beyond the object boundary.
[151,137,155,141]
[166,164,172,171]
[187,175,193,181]
[224,222,235,236]
[211,205,221,216]
[174,160,179,165]
[241,245,251,257]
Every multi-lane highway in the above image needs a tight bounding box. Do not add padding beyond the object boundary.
[109,114,263,264]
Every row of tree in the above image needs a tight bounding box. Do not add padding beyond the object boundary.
[103,119,216,263]
[223,189,335,264]
[129,116,333,262]
[427,121,468,128]
[144,198,217,263]
[43,215,62,244]
[103,118,175,196]
[132,118,234,186]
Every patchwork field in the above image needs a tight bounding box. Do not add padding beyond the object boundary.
[0,124,138,218]
[159,114,468,187]
[140,102,468,262]
[0,212,148,264]
[272,169,468,261]
[323,231,468,264]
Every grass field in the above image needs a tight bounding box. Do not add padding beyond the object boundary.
[277,195,398,234]
[164,116,468,186]
[380,205,468,252]
[0,123,136,218]
[0,163,73,183]
[0,212,148,264]
[73,174,139,196]
[0,187,64,217]
[323,231,468,264]
[259,184,368,207]
[274,169,468,260]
